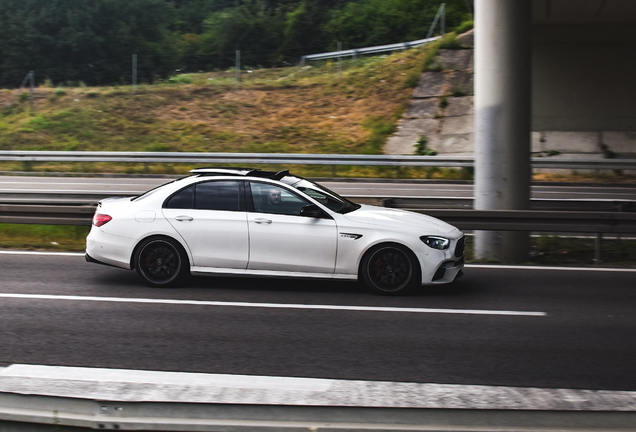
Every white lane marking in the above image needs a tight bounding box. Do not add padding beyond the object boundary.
[1,251,634,274]
[0,250,85,257]
[466,264,636,272]
[0,293,546,316]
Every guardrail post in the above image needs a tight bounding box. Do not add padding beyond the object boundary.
[594,233,603,264]
[29,71,35,110]
[236,50,241,89]
[132,54,137,94]
[337,42,342,79]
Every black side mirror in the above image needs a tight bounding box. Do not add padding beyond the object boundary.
[300,204,325,218]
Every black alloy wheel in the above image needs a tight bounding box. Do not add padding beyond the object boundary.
[362,245,419,295]
[135,238,187,287]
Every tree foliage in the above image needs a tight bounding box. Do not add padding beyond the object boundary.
[0,0,471,87]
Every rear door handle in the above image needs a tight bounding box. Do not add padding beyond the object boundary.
[175,215,193,222]
[254,218,272,224]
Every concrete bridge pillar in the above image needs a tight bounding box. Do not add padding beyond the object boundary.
[474,0,532,262]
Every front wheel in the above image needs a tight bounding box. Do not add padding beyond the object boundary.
[134,237,188,287]
[361,245,420,295]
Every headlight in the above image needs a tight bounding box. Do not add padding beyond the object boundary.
[420,236,450,250]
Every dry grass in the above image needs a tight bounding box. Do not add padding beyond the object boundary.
[0,48,429,176]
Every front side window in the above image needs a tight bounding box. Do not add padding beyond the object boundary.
[290,179,360,214]
[249,182,309,216]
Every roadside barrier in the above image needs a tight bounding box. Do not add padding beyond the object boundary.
[1,150,636,171]
[1,364,635,431]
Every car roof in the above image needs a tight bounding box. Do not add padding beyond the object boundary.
[189,167,292,181]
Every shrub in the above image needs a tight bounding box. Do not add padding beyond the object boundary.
[455,20,474,35]
[438,34,464,50]
[403,72,420,88]
[145,143,172,152]
[415,135,437,156]
[168,74,193,84]
[600,143,616,159]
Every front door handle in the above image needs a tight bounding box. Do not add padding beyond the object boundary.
[175,215,193,222]
[254,218,272,224]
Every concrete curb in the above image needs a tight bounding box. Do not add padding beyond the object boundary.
[1,365,636,411]
[1,365,636,431]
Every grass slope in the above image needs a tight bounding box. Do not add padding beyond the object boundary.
[0,45,435,177]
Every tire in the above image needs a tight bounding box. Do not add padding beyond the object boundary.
[360,244,420,295]
[134,237,188,287]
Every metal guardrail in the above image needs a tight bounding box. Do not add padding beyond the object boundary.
[0,203,94,226]
[300,36,441,64]
[423,209,636,234]
[384,197,636,212]
[1,150,636,170]
[2,201,636,234]
[3,192,636,212]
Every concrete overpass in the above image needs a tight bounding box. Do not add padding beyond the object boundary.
[474,0,636,261]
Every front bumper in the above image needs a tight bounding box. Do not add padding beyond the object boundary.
[430,256,465,284]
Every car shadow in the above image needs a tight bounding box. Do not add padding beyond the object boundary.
[90,264,478,299]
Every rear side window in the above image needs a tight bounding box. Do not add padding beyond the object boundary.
[164,185,194,209]
[195,181,241,211]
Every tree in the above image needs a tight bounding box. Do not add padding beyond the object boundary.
[0,0,178,87]
[197,0,286,69]
[324,0,470,50]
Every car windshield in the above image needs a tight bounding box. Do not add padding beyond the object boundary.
[287,178,361,214]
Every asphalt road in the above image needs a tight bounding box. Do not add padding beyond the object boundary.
[1,175,636,200]
[1,252,634,391]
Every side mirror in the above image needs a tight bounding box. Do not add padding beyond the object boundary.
[300,204,325,218]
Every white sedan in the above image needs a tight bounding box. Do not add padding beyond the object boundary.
[86,168,465,294]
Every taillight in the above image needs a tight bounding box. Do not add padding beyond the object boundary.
[93,213,112,227]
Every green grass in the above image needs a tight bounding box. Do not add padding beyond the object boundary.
[530,235,636,267]
[464,235,636,267]
[1,225,634,269]
[0,224,89,251]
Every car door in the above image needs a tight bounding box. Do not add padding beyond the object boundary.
[162,180,249,269]
[246,182,337,273]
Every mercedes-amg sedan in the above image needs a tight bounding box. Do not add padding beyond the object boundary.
[86,168,464,294]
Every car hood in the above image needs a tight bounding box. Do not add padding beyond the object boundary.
[342,204,460,236]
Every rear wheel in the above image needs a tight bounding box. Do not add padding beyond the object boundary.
[134,237,188,287]
[361,244,420,295]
